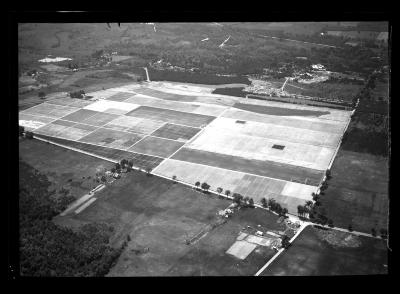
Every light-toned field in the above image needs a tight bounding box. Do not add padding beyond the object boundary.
[223,108,347,134]
[186,128,335,170]
[206,117,341,148]
[153,159,317,214]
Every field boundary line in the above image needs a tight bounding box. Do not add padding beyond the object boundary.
[153,107,231,172]
[34,133,164,160]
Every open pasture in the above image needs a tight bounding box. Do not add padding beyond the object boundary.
[126,106,215,128]
[105,116,165,134]
[223,108,347,134]
[261,226,388,276]
[207,117,341,148]
[150,123,201,142]
[321,150,389,233]
[186,128,335,170]
[128,136,185,158]
[153,159,316,214]
[172,148,324,185]
[78,127,144,150]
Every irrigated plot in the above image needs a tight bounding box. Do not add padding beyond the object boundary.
[126,106,215,128]
[105,116,165,134]
[187,128,335,170]
[172,148,324,185]
[80,112,119,127]
[128,136,184,158]
[151,123,201,142]
[78,127,144,150]
[223,108,346,134]
[61,109,100,123]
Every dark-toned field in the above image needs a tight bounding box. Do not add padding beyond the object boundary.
[233,102,330,117]
[150,123,201,141]
[261,226,388,276]
[78,127,144,149]
[126,106,215,128]
[172,148,324,185]
[133,87,198,102]
[321,150,389,233]
[54,170,284,276]
[19,138,113,200]
[128,136,184,158]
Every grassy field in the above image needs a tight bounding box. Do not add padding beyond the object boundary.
[54,169,284,276]
[261,226,388,276]
[19,138,113,200]
[321,150,388,233]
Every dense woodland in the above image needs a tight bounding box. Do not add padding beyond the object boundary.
[19,159,124,276]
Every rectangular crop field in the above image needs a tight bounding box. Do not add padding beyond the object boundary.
[150,123,201,142]
[60,109,100,123]
[105,116,165,134]
[126,106,215,128]
[172,148,324,185]
[21,103,79,119]
[128,136,185,158]
[106,92,135,102]
[261,226,388,276]
[153,159,316,214]
[79,112,119,127]
[207,117,341,148]
[34,134,163,170]
[187,128,335,170]
[78,128,144,150]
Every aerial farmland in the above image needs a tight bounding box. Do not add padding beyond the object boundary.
[15,21,389,277]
